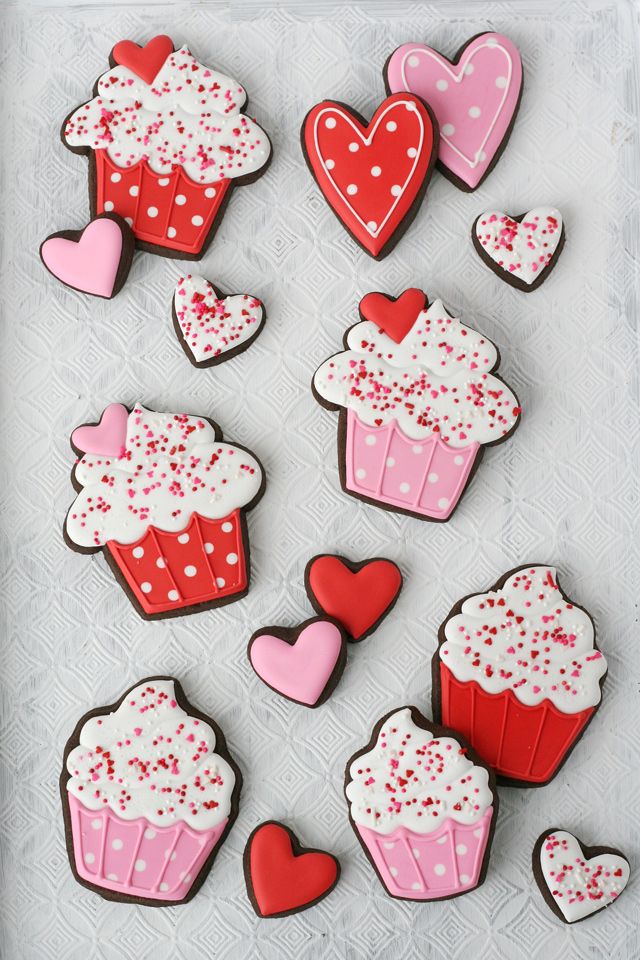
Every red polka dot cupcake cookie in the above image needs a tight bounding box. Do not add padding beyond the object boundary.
[62,35,271,259]
[312,289,521,521]
[61,677,241,905]
[64,403,265,618]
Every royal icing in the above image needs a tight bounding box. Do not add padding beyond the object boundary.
[539,831,630,923]
[474,208,563,285]
[313,297,520,446]
[40,216,130,298]
[306,555,402,641]
[66,403,263,547]
[302,94,437,257]
[66,679,235,830]
[346,708,493,835]
[386,33,522,189]
[440,567,606,713]
[64,44,270,184]
[173,275,263,365]
[249,620,344,706]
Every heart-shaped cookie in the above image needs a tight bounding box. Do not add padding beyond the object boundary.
[385,33,523,191]
[472,207,565,291]
[301,93,438,259]
[305,555,403,641]
[244,822,340,917]
[40,215,134,299]
[111,35,174,83]
[71,403,129,458]
[248,618,346,707]
[533,829,630,924]
[172,275,265,367]
[359,289,426,344]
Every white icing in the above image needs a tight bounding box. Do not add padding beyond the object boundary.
[313,299,520,445]
[173,275,263,364]
[475,208,563,284]
[66,403,263,547]
[64,46,270,183]
[440,566,607,713]
[346,708,493,835]
[539,831,629,922]
[66,679,234,830]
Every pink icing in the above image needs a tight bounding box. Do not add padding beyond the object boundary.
[249,620,343,705]
[71,403,129,457]
[40,217,126,297]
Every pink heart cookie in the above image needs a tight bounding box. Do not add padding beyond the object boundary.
[71,403,129,457]
[40,214,134,298]
[248,618,347,707]
[385,33,523,191]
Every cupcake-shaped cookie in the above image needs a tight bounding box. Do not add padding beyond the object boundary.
[62,36,271,258]
[64,403,265,618]
[433,565,607,785]
[61,677,240,905]
[313,290,521,521]
[345,707,497,901]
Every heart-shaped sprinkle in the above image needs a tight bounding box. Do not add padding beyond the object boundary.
[359,289,426,344]
[306,555,402,641]
[40,215,133,299]
[473,207,564,290]
[111,35,173,84]
[71,403,129,458]
[173,274,264,366]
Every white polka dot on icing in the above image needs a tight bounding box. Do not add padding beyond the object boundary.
[355,468,366,480]
[222,522,233,533]
[411,882,422,890]
[495,76,508,88]
[226,553,238,565]
[436,835,447,845]
[434,864,446,876]
[140,582,152,594]
[107,873,118,881]
[386,120,397,132]
[442,123,455,136]
[428,473,438,483]
[204,542,214,554]
[408,55,420,67]
[412,848,420,859]
[158,177,170,186]
[371,165,381,177]
[399,482,410,494]
[438,498,450,510]
[205,187,216,198]
[476,150,487,161]
[348,142,359,153]
[91,819,101,830]
[134,859,146,872]
[147,206,158,218]
[325,159,335,170]
[167,226,177,238]
[386,457,395,468]
[156,557,166,568]
[390,185,402,196]
[144,828,156,840]
[216,577,226,588]
[366,221,377,231]
[125,217,133,226]
[464,63,475,75]
[129,185,139,197]
[456,844,467,855]
[325,117,337,128]
[178,533,190,544]
[404,101,417,112]
[191,215,204,226]
[474,828,483,838]
[390,866,399,876]
[103,201,114,211]
[436,79,448,91]
[468,106,481,118]
[454,455,464,466]
[184,565,197,577]
[110,172,121,183]
[132,546,144,559]
[460,874,470,884]
[168,589,179,602]
[486,37,498,47]
[383,842,394,850]
[85,852,95,864]
[413,445,423,454]
[175,194,186,206]
[407,147,417,158]
[346,184,358,195]
[159,883,169,892]
[365,435,376,446]
[112,838,123,850]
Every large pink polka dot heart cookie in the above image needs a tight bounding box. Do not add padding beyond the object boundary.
[385,33,523,191]
[312,289,521,521]
[64,402,265,619]
[62,35,272,259]
[61,677,241,906]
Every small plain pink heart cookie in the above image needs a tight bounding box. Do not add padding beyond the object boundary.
[71,403,129,458]
[248,618,347,707]
[40,214,134,299]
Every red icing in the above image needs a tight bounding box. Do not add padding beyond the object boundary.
[303,93,437,257]
[307,556,402,640]
[111,35,174,84]
[247,823,339,917]
[359,289,426,343]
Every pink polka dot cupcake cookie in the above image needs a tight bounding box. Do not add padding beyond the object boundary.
[64,403,265,618]
[62,35,271,259]
[312,289,521,521]
[61,677,241,905]
[345,707,498,901]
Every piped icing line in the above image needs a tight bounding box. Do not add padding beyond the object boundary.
[313,297,520,446]
[65,678,235,830]
[346,707,494,835]
[65,403,263,547]
[440,566,606,714]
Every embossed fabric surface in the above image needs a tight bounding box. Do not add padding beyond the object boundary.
[0,1,639,958]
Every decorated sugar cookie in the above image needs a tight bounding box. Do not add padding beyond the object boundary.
[40,214,134,299]
[301,93,438,258]
[312,289,521,521]
[62,35,271,259]
[172,274,265,367]
[472,207,565,291]
[345,707,498,901]
[64,402,265,618]
[244,821,340,918]
[61,677,241,906]
[533,829,630,924]
[385,33,523,191]
[433,565,607,785]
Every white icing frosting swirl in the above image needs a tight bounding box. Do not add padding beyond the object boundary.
[66,679,234,830]
[440,566,607,713]
[66,403,263,547]
[64,45,270,183]
[313,299,520,445]
[346,708,493,835]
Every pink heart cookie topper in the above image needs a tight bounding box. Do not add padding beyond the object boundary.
[40,215,134,299]
[173,275,265,367]
[248,619,346,707]
[385,33,523,190]
[71,403,129,458]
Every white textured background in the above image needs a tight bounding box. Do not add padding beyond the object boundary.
[1,1,639,957]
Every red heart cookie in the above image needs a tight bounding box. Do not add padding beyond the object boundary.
[302,93,438,259]
[359,288,426,343]
[305,555,403,641]
[244,822,340,917]
[111,35,174,84]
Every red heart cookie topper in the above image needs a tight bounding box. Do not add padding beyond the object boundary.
[111,35,174,84]
[71,403,129,458]
[244,822,340,918]
[359,288,426,344]
[306,555,403,641]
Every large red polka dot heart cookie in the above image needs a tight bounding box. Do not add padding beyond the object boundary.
[301,93,439,259]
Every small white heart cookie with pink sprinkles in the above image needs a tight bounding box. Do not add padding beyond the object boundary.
[172,274,265,368]
[472,207,565,292]
[533,829,630,924]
